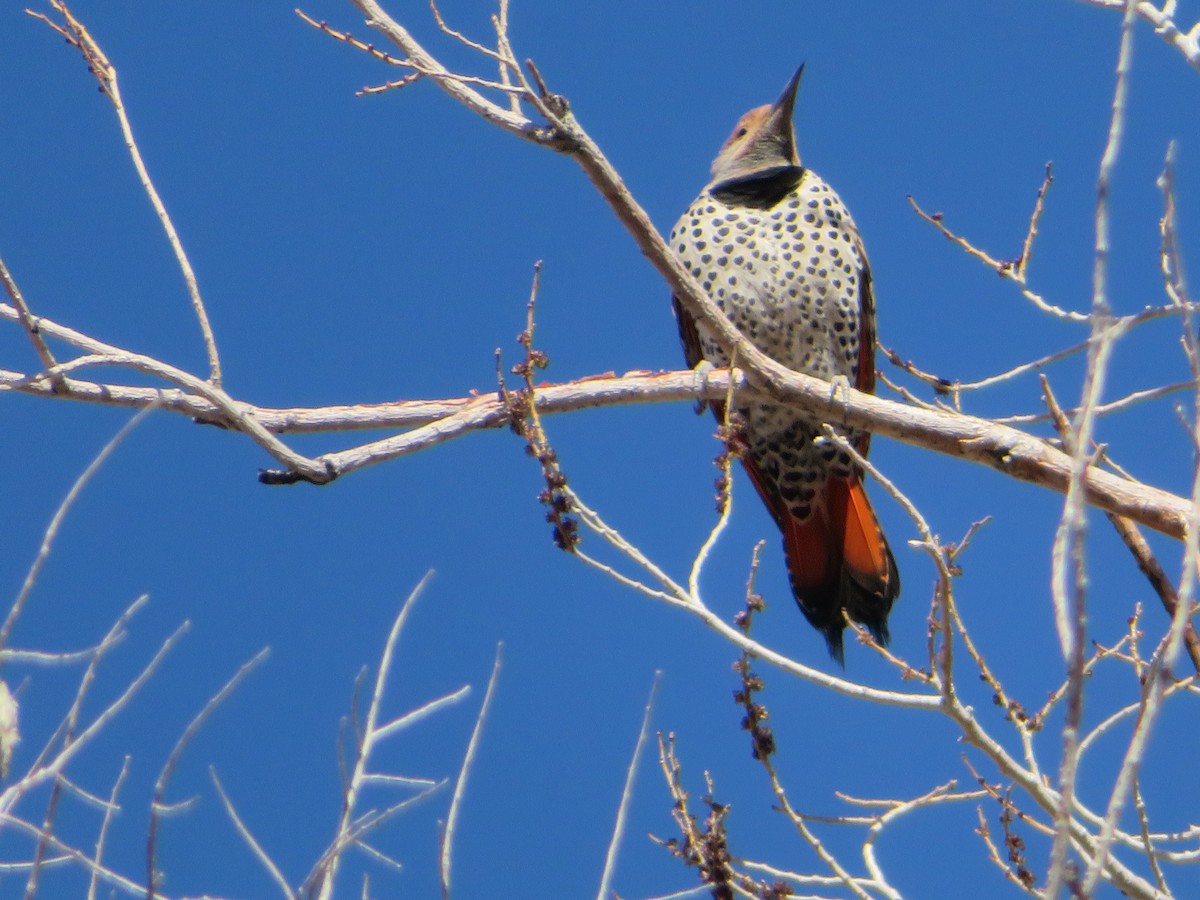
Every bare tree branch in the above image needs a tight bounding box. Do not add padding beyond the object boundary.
[1047,3,1138,890]
[27,1,223,384]
[597,671,662,900]
[147,648,270,899]
[1075,0,1200,71]
[440,644,502,900]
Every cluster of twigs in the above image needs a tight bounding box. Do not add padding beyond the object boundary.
[3,0,1200,897]
[2,12,500,884]
[0,401,491,897]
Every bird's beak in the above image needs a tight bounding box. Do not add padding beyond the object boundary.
[759,65,804,166]
[772,65,804,123]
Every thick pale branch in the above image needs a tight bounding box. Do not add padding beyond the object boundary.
[195,371,1200,544]
[2,326,1190,540]
[0,304,329,481]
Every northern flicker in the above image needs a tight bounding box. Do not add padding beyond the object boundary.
[670,67,899,663]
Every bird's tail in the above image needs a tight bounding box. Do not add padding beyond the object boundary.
[742,460,899,664]
[784,475,899,663]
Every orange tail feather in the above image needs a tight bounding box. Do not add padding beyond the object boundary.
[784,476,898,663]
[742,457,899,663]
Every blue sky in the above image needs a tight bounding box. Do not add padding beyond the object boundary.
[2,1,1199,897]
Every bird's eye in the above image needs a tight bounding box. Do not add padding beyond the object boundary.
[735,127,748,139]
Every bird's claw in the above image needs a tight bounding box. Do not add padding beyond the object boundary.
[828,374,852,427]
[692,360,716,414]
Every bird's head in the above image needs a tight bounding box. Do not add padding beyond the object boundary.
[710,65,804,183]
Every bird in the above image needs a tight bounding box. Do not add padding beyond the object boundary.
[669,66,899,663]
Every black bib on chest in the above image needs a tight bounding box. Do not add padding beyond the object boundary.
[708,165,806,210]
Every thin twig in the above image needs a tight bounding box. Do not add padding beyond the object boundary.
[907,193,1088,322]
[147,648,271,899]
[210,767,295,899]
[1134,778,1170,894]
[1047,3,1138,892]
[28,1,223,384]
[1017,163,1054,280]
[597,671,662,900]
[86,756,131,900]
[0,404,159,654]
[440,643,503,900]
[688,357,741,602]
[428,0,507,62]
[0,254,61,390]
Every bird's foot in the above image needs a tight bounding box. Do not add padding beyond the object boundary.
[692,360,716,414]
[828,374,852,427]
